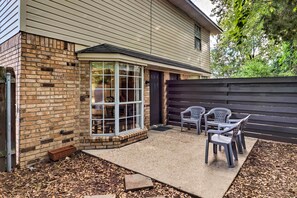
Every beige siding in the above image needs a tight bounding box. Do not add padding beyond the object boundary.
[23,0,210,72]
[25,0,151,53]
[151,0,210,71]
[0,0,20,44]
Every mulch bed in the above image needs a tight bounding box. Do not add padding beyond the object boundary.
[0,152,193,198]
[1,140,296,198]
[224,140,297,198]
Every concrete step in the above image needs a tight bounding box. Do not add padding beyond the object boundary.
[125,174,153,191]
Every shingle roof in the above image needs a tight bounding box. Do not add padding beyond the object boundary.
[77,44,210,74]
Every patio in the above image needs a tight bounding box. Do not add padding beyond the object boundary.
[84,126,257,198]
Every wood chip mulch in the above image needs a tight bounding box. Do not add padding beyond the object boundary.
[0,152,194,198]
[224,140,297,198]
[1,140,296,198]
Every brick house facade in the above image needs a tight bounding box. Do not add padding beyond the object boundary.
[0,0,221,167]
[0,32,191,167]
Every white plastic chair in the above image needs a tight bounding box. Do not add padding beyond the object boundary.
[180,106,206,134]
[224,115,251,153]
[205,120,243,168]
[204,107,232,135]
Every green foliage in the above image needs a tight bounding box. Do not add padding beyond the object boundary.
[210,0,297,78]
[263,0,297,43]
[272,42,297,76]
[233,59,272,78]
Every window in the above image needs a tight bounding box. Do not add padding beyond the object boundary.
[194,25,201,50]
[90,62,143,136]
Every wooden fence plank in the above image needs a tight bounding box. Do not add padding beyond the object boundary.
[168,111,297,126]
[167,76,297,84]
[168,101,297,116]
[168,94,297,104]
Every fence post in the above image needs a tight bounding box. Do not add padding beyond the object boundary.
[6,72,11,172]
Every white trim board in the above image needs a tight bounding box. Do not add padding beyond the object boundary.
[78,53,205,75]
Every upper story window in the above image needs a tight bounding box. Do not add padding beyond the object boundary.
[194,25,201,51]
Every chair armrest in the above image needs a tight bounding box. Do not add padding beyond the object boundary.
[217,123,234,130]
[204,112,211,117]
[180,109,190,118]
[217,122,241,135]
[207,129,224,135]
[226,114,232,122]
[218,123,234,127]
[204,112,212,122]
[228,119,241,124]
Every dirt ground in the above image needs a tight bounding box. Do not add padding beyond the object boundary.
[0,152,193,198]
[224,140,297,198]
[1,140,296,198]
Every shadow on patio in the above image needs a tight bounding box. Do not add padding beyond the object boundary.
[84,126,257,198]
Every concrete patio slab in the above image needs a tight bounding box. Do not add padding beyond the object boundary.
[84,127,257,198]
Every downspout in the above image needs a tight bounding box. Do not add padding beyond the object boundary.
[149,0,153,54]
[6,72,12,172]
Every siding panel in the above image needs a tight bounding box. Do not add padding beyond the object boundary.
[151,0,210,71]
[25,0,151,53]
[0,0,20,44]
[24,0,211,72]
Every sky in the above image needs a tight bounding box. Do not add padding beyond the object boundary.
[191,0,217,24]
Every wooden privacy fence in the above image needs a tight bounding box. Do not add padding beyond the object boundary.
[167,77,297,144]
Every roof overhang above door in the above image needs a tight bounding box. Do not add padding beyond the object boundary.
[78,53,205,75]
[77,44,210,75]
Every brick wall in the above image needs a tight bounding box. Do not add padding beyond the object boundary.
[78,60,90,149]
[1,32,198,167]
[162,72,170,125]
[19,33,80,166]
[144,69,150,128]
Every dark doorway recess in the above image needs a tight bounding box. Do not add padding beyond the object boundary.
[170,73,180,80]
[150,70,163,126]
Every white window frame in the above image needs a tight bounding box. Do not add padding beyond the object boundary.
[194,24,202,51]
[89,61,144,136]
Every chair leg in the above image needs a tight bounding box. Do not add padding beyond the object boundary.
[228,144,234,168]
[188,123,190,130]
[241,133,246,150]
[205,140,209,164]
[181,121,183,132]
[232,141,238,161]
[196,122,200,134]
[213,144,217,154]
[236,136,243,154]
[205,124,208,136]
[224,145,231,167]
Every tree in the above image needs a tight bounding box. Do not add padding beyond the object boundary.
[210,0,297,77]
[262,0,297,74]
[233,59,272,78]
[262,0,297,43]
